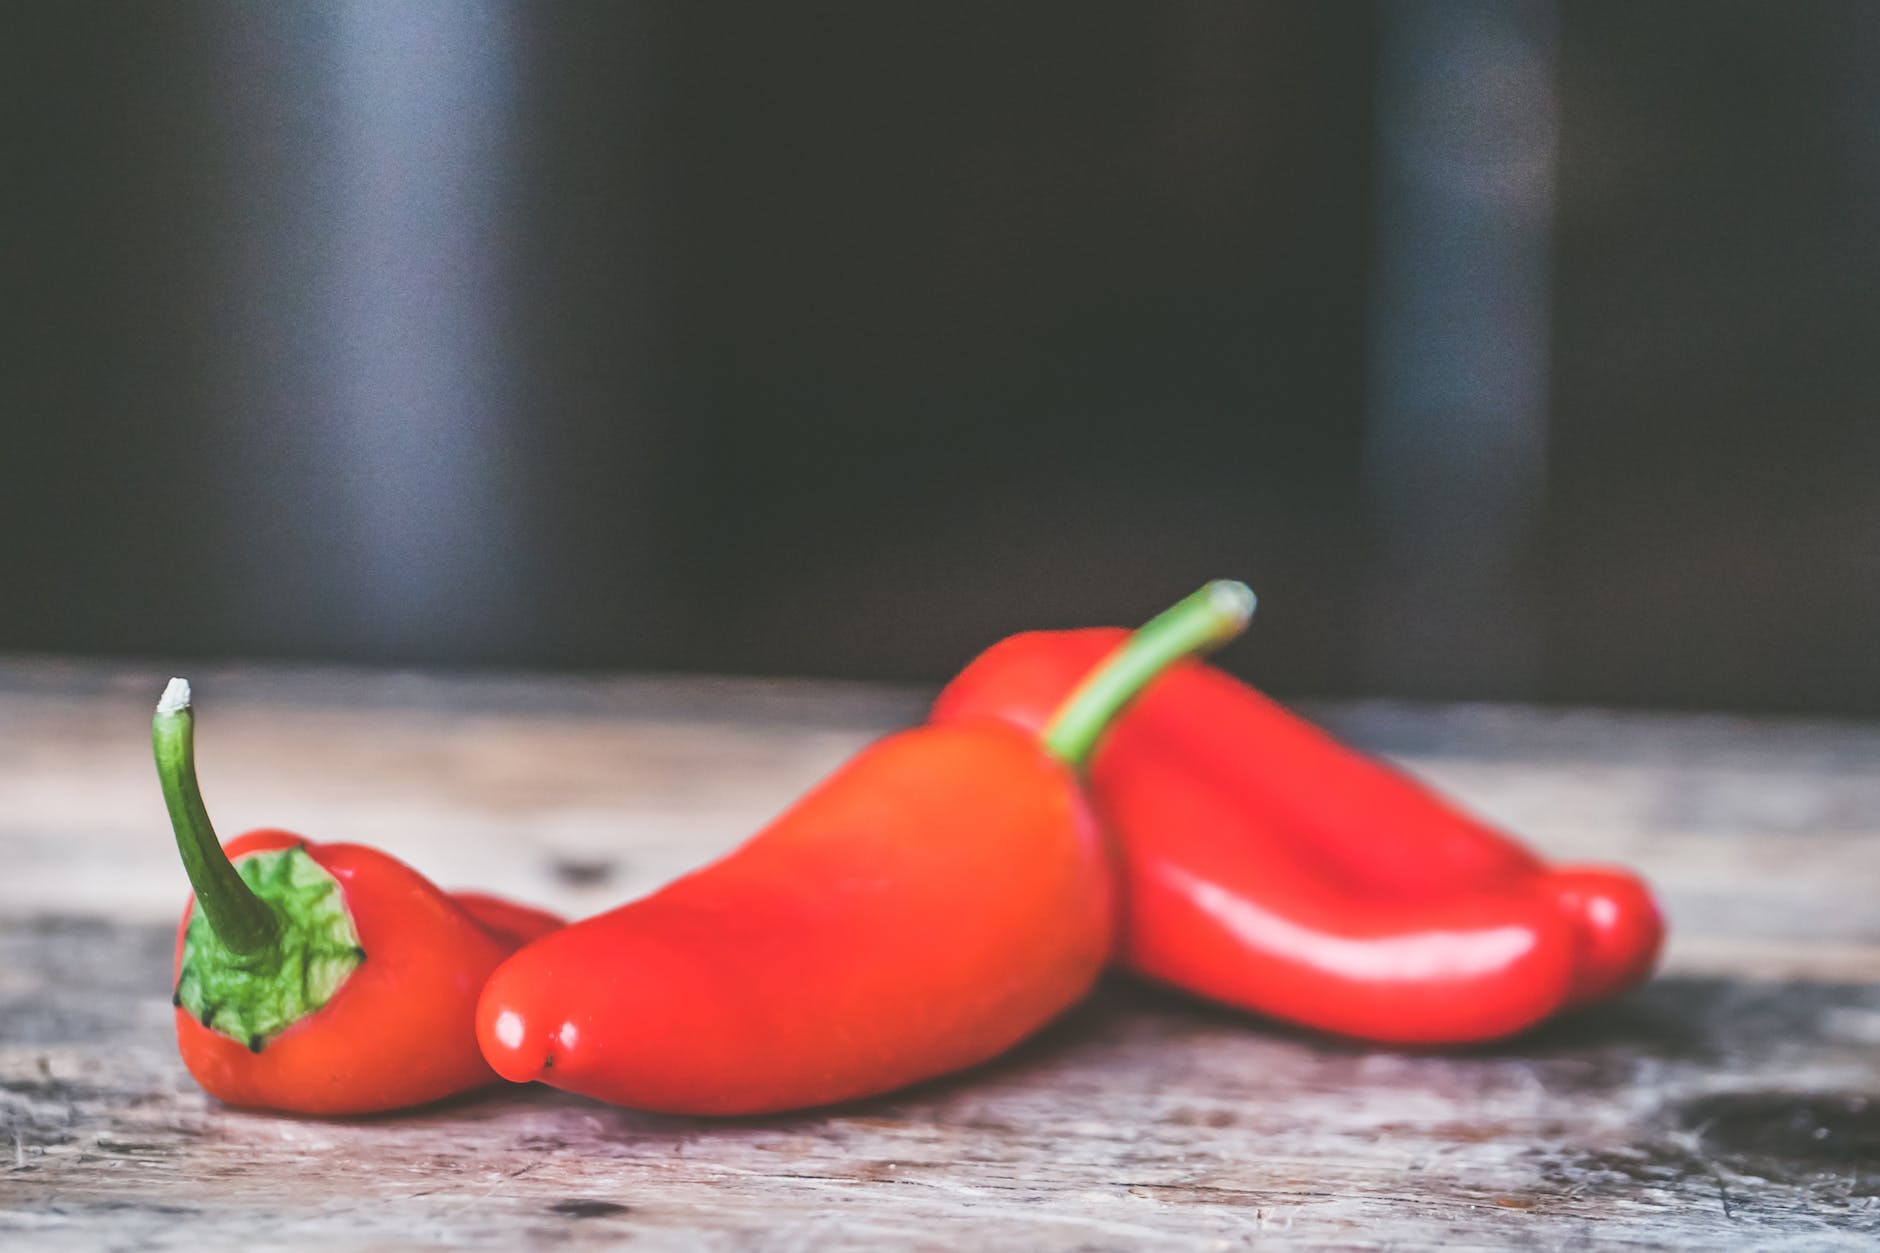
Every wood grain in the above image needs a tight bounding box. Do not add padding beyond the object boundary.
[2,656,1877,1248]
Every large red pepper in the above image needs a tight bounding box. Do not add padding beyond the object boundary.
[932,627,1663,1044]
[153,679,563,1115]
[476,583,1256,1114]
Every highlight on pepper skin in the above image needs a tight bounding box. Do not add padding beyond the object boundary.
[480,1005,578,1084]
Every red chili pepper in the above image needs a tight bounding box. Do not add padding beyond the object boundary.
[476,582,1256,1115]
[932,627,1664,1044]
[152,679,563,1115]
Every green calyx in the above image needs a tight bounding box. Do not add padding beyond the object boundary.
[153,678,364,1052]
[173,845,365,1051]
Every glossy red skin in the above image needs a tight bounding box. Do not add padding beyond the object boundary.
[477,720,1114,1115]
[933,629,1664,1036]
[1113,742,1575,1042]
[173,829,563,1115]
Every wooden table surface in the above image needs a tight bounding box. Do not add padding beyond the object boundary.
[2,656,1877,1249]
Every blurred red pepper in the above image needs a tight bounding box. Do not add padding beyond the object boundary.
[153,679,563,1115]
[476,583,1255,1114]
[933,627,1663,1044]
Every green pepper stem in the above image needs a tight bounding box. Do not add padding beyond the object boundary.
[1041,580,1255,771]
[152,678,281,956]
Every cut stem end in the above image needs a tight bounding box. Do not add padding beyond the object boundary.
[157,676,192,716]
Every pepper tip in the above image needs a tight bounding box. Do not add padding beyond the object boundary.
[478,1000,560,1084]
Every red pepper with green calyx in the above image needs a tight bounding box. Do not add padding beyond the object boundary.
[154,678,563,1115]
[933,628,1663,1044]
[475,581,1256,1115]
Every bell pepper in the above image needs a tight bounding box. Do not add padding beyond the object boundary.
[153,678,563,1114]
[475,582,1256,1114]
[932,627,1663,1044]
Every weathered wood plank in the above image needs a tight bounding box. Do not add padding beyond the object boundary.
[2,656,1877,1247]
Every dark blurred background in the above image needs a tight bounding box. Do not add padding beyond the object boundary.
[5,2,1878,714]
